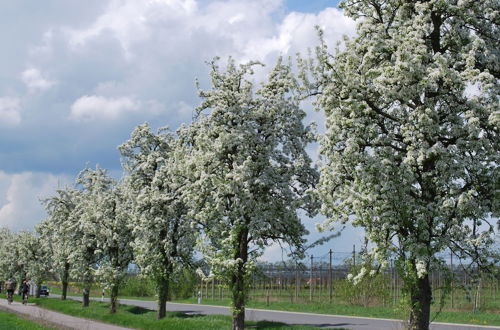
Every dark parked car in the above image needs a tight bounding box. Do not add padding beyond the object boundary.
[39,285,49,296]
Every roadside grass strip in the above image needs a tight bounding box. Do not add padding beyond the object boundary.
[0,309,54,330]
[29,297,338,329]
[174,298,500,327]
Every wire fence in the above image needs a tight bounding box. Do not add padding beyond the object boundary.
[197,248,499,312]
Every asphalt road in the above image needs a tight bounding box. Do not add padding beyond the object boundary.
[55,295,500,330]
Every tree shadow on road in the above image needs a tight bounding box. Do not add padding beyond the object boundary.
[246,320,350,329]
[126,306,150,315]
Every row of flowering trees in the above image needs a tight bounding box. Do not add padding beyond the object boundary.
[1,58,319,330]
[1,1,498,329]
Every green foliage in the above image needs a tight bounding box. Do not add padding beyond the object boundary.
[336,265,389,307]
[119,275,156,297]
[170,267,198,300]
[119,268,197,300]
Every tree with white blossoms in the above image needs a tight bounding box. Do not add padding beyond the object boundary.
[0,229,49,297]
[119,123,196,319]
[39,187,80,300]
[0,228,18,282]
[71,166,112,307]
[16,230,50,298]
[188,58,319,330]
[304,1,499,329]
[93,179,134,314]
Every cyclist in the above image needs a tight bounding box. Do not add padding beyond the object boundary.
[5,279,15,304]
[21,279,30,305]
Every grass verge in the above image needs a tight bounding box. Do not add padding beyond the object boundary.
[0,308,54,330]
[28,297,337,329]
[174,298,500,327]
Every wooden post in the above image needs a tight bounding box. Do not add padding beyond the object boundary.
[329,249,333,304]
[200,277,203,300]
[212,278,215,300]
[352,245,356,268]
[319,262,322,302]
[392,259,396,306]
[450,251,454,309]
[310,255,313,302]
[295,262,299,303]
[270,265,273,296]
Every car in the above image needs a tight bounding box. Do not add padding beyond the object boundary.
[39,285,50,296]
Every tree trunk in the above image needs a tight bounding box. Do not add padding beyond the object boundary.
[110,283,119,314]
[157,276,170,319]
[82,281,91,307]
[408,274,432,330]
[35,280,42,298]
[231,228,249,330]
[62,262,70,300]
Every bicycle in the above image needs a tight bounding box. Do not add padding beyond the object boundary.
[22,292,29,305]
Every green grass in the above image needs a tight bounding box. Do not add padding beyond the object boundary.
[44,282,500,326]
[0,309,54,330]
[28,297,334,329]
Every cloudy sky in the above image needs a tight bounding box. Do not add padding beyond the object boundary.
[0,0,362,260]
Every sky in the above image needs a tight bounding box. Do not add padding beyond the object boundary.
[0,0,361,261]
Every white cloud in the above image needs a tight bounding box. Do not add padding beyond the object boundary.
[260,242,290,262]
[0,171,69,231]
[65,0,199,58]
[69,95,141,121]
[242,7,356,62]
[0,97,22,126]
[62,0,354,65]
[21,67,56,92]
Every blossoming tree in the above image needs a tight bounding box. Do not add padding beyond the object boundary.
[39,187,79,300]
[119,123,196,319]
[0,228,20,283]
[93,179,134,313]
[189,58,319,330]
[71,166,112,307]
[307,1,499,329]
[16,230,50,298]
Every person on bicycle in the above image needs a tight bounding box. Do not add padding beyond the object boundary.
[5,279,15,304]
[21,279,30,304]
